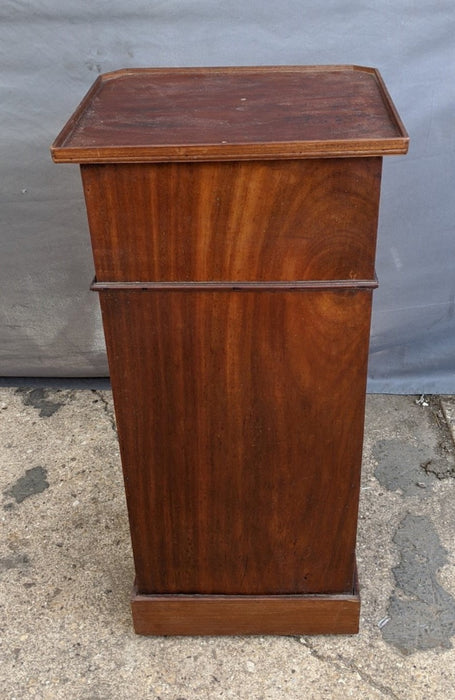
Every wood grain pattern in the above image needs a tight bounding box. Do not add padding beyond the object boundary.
[99,288,372,596]
[81,158,382,282]
[51,66,409,163]
[131,588,361,636]
[52,66,408,634]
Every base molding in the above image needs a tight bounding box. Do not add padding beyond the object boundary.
[131,583,360,636]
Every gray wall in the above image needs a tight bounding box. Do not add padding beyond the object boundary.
[1,1,454,391]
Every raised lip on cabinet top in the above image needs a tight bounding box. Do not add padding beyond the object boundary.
[51,65,409,164]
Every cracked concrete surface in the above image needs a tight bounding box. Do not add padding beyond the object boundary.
[1,388,455,699]
[373,438,439,496]
[297,639,402,699]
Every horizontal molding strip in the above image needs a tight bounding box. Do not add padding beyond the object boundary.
[91,277,378,292]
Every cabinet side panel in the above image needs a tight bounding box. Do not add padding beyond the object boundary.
[82,159,381,282]
[99,289,372,595]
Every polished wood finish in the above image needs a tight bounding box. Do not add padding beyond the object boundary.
[131,586,361,636]
[81,158,382,282]
[51,66,408,163]
[99,288,372,595]
[51,66,408,635]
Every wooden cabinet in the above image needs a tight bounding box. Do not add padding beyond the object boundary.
[52,66,408,635]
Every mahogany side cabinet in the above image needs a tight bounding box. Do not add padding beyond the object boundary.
[52,66,408,635]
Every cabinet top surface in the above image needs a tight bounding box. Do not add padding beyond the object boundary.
[51,65,408,163]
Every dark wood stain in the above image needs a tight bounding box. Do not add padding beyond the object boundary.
[131,589,361,636]
[99,289,372,595]
[51,66,408,163]
[81,158,382,282]
[51,65,408,634]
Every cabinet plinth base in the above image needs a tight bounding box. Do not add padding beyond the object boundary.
[131,582,360,636]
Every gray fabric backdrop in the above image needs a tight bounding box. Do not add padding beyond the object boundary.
[1,1,454,392]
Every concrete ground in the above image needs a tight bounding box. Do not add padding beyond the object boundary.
[1,385,455,699]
